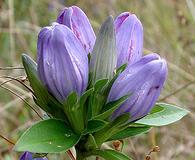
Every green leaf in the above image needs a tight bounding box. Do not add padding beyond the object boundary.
[14,119,81,153]
[103,64,127,96]
[93,113,130,146]
[84,119,107,135]
[110,113,130,127]
[22,54,47,105]
[94,79,109,92]
[150,105,164,114]
[90,149,132,160]
[66,92,78,107]
[94,95,129,120]
[136,103,189,126]
[84,134,98,151]
[80,88,94,107]
[63,92,85,133]
[89,79,109,118]
[22,54,65,119]
[116,63,127,74]
[109,126,151,141]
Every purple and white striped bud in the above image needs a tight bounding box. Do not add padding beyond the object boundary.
[108,54,168,121]
[37,23,88,101]
[90,16,117,83]
[57,6,96,54]
[114,12,143,68]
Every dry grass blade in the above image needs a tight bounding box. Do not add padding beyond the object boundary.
[0,85,42,119]
[0,75,34,93]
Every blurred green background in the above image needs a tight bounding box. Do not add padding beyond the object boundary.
[0,0,195,159]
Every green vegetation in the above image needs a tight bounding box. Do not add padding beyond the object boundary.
[0,0,194,159]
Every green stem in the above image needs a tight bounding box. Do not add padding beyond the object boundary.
[76,149,91,160]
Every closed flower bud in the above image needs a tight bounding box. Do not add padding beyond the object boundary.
[19,152,47,160]
[37,23,88,101]
[57,6,96,54]
[108,54,167,121]
[114,12,143,68]
[90,16,117,83]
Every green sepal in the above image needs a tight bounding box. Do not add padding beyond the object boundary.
[80,88,94,108]
[93,113,130,146]
[89,64,128,119]
[108,125,151,141]
[90,149,132,160]
[66,92,78,107]
[84,134,98,151]
[94,79,109,91]
[136,103,189,126]
[63,92,83,133]
[14,119,81,153]
[104,63,127,93]
[22,54,65,119]
[88,79,109,118]
[63,89,94,133]
[83,119,107,135]
[116,63,127,74]
[94,95,129,120]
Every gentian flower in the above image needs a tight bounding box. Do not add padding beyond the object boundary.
[57,6,143,68]
[90,16,117,83]
[57,6,96,54]
[19,152,47,160]
[37,23,88,101]
[108,54,168,121]
[114,12,143,68]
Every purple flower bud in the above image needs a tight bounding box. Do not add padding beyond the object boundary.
[108,54,168,121]
[19,152,47,160]
[114,12,143,68]
[57,6,96,54]
[37,23,88,101]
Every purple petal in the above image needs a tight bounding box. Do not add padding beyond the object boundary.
[57,6,96,54]
[19,152,47,160]
[114,12,143,68]
[19,152,33,160]
[37,23,88,101]
[108,54,168,121]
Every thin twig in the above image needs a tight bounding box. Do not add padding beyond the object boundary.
[0,85,42,119]
[0,134,15,145]
[159,80,195,101]
[0,67,24,70]
[67,150,76,160]
[0,76,34,93]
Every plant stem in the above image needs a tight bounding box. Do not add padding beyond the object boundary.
[67,150,76,160]
[0,134,15,145]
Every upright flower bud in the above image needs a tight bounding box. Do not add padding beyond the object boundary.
[90,16,117,83]
[57,6,96,54]
[108,54,168,121]
[19,152,47,160]
[37,23,88,101]
[114,12,143,68]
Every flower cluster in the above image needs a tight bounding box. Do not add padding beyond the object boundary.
[18,5,170,160]
[37,6,167,121]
